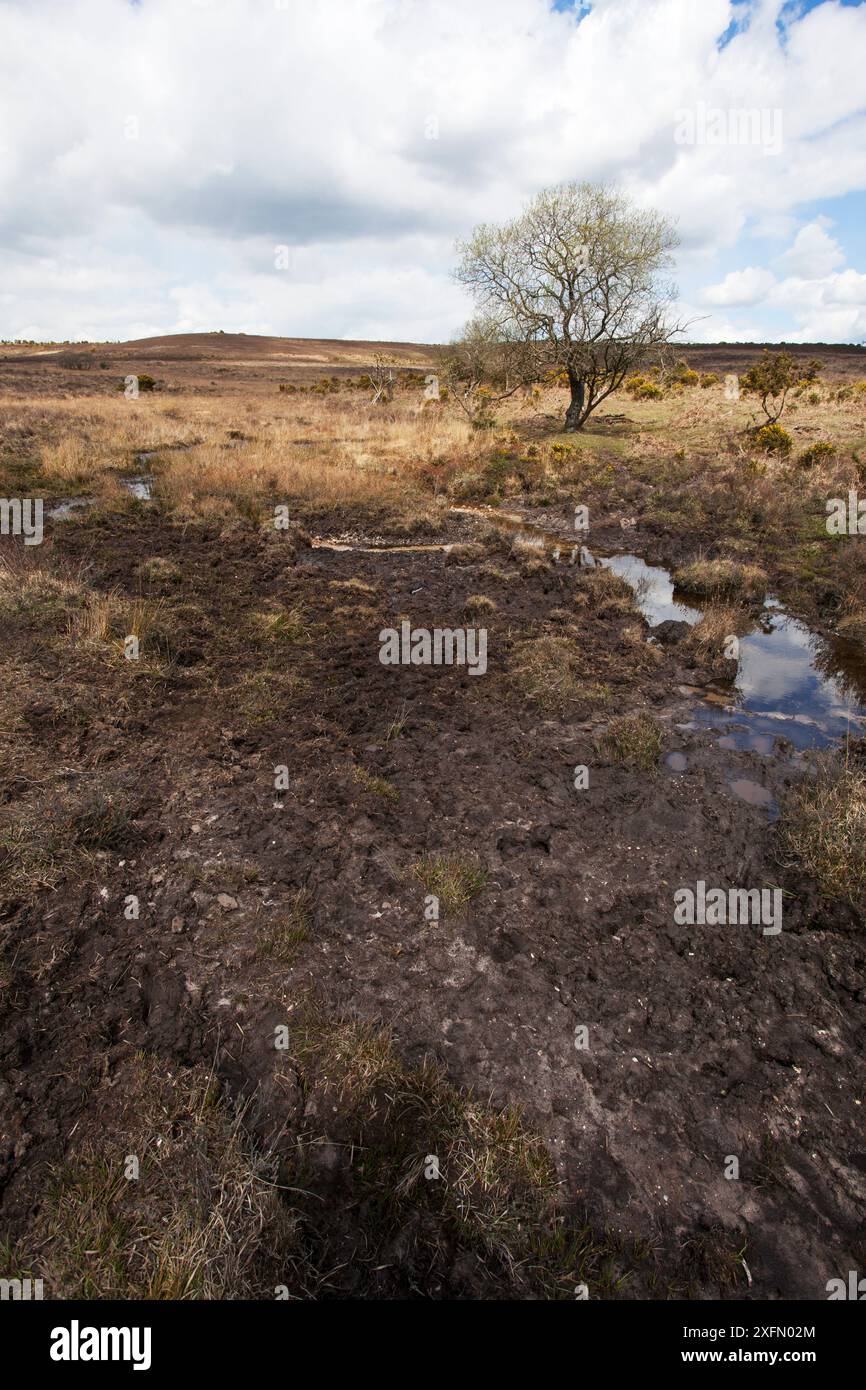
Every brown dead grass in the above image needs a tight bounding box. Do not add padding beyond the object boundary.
[2,1054,296,1299]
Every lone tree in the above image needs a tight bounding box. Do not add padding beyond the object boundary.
[455,182,684,431]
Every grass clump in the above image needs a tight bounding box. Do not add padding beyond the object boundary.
[0,784,138,907]
[383,703,408,742]
[249,604,310,646]
[511,635,612,716]
[478,563,516,583]
[463,593,496,618]
[581,566,638,617]
[598,713,663,770]
[780,763,866,910]
[673,557,767,600]
[136,555,182,584]
[68,789,137,851]
[685,606,747,668]
[1,1055,295,1298]
[229,669,308,725]
[285,1007,597,1295]
[69,591,172,670]
[444,542,486,567]
[351,764,399,803]
[259,888,314,960]
[0,552,88,627]
[413,853,487,915]
[328,577,378,596]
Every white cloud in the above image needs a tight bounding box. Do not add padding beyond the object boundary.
[0,0,864,341]
[674,309,769,344]
[696,220,866,344]
[774,218,846,278]
[766,264,866,341]
[700,266,778,307]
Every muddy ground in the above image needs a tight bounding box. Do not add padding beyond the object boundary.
[2,488,865,1299]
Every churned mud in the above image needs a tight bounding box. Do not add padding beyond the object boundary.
[2,478,865,1300]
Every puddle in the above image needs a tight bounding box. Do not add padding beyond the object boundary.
[46,453,155,519]
[589,553,866,751]
[665,751,689,773]
[463,508,866,751]
[688,609,866,749]
[602,554,701,626]
[47,497,95,520]
[727,777,779,822]
[121,475,154,500]
[718,730,776,756]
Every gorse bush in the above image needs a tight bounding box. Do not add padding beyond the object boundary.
[624,374,664,400]
[797,441,836,469]
[664,358,699,389]
[753,422,793,456]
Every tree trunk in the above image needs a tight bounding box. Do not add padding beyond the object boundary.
[564,370,585,431]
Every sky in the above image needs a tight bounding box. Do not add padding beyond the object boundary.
[0,0,865,344]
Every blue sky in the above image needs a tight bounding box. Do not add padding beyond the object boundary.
[0,0,864,343]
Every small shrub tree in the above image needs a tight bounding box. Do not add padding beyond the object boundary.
[369,354,396,405]
[440,315,532,429]
[740,351,823,424]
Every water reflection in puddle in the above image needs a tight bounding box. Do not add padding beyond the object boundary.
[121,476,154,500]
[727,777,779,822]
[602,554,701,626]
[455,513,866,752]
[596,551,866,751]
[718,730,776,755]
[47,456,155,519]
